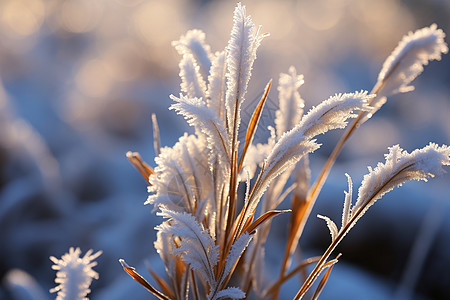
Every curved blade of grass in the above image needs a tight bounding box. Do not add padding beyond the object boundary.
[264,256,321,297]
[152,113,161,157]
[126,151,154,183]
[119,259,170,300]
[245,209,290,235]
[311,254,340,300]
[145,261,174,299]
[238,79,272,173]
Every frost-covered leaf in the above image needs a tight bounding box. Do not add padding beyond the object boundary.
[341,173,353,229]
[239,80,272,173]
[298,91,373,139]
[376,24,448,98]
[351,143,450,225]
[153,231,188,299]
[275,66,305,139]
[178,54,207,100]
[154,231,177,279]
[173,29,213,80]
[317,214,338,242]
[156,209,219,290]
[221,232,253,283]
[212,286,246,300]
[207,51,227,124]
[241,126,276,180]
[170,94,230,167]
[225,2,266,140]
[148,134,213,216]
[250,138,319,228]
[245,91,372,229]
[359,24,449,124]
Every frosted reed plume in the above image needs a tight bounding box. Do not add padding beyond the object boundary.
[116,2,449,299]
[50,247,102,300]
[295,143,450,299]
[275,21,449,298]
[363,23,448,123]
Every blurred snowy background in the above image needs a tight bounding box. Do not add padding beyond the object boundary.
[0,0,449,299]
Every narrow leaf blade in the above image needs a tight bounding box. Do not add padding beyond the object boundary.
[119,259,170,300]
[245,209,290,235]
[238,80,272,172]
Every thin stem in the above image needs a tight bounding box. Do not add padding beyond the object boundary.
[191,269,200,300]
[276,80,388,297]
[265,256,320,297]
[293,164,412,299]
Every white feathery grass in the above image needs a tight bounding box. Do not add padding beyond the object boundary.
[118,3,449,300]
[256,91,373,202]
[178,53,207,100]
[147,134,213,215]
[341,173,353,229]
[317,214,338,242]
[351,143,450,224]
[170,93,230,166]
[241,126,276,181]
[318,143,450,243]
[207,51,228,124]
[301,144,450,299]
[221,232,253,286]
[154,231,177,279]
[275,66,305,139]
[299,91,373,139]
[362,24,449,123]
[50,247,102,300]
[376,24,448,97]
[225,2,266,140]
[212,287,246,300]
[156,208,219,290]
[172,29,213,80]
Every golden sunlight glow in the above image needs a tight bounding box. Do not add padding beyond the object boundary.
[132,0,185,47]
[297,0,344,31]
[76,59,113,98]
[60,0,103,33]
[0,0,45,37]
[103,40,141,81]
[114,0,145,7]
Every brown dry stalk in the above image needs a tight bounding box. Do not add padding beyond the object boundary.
[224,148,239,251]
[126,151,154,183]
[152,113,161,157]
[146,263,174,299]
[245,209,290,235]
[311,254,341,300]
[120,259,170,300]
[293,165,412,299]
[275,70,392,298]
[238,80,272,172]
[191,269,201,300]
[265,256,321,296]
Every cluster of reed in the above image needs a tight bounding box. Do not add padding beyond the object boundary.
[112,3,450,300]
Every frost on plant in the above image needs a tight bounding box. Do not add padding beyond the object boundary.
[362,24,449,123]
[320,144,450,243]
[50,247,102,300]
[120,2,449,300]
